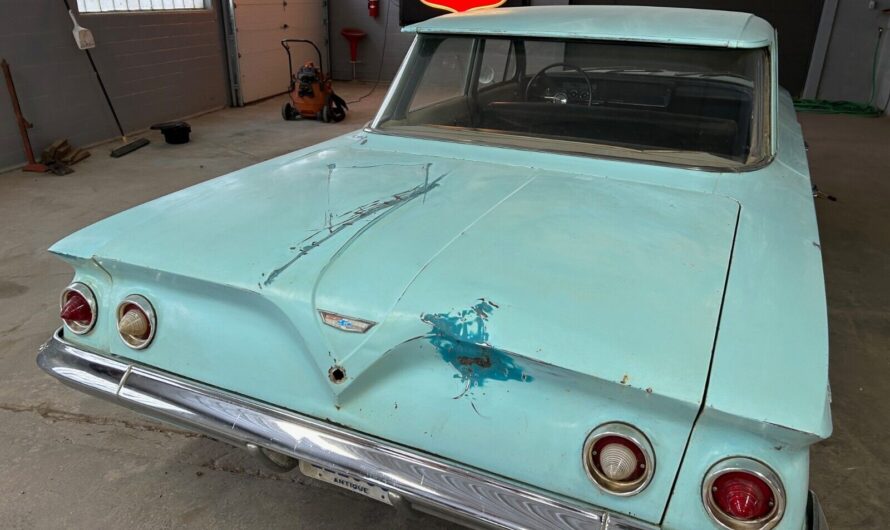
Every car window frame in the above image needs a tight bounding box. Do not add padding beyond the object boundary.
[372,34,775,172]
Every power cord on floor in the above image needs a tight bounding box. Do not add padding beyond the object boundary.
[347,0,395,104]
[794,27,885,116]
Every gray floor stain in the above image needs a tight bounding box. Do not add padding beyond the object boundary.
[0,280,28,299]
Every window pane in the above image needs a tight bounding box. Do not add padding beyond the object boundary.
[408,37,474,112]
[77,0,204,11]
[379,35,769,169]
[524,40,567,75]
[478,39,514,88]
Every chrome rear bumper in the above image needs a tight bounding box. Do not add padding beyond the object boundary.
[37,329,655,530]
[808,491,829,530]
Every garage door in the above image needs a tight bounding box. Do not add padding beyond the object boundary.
[233,0,328,103]
[569,0,825,96]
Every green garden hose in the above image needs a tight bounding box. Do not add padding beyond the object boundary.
[793,99,883,116]
[794,27,885,116]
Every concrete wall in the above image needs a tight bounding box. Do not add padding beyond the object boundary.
[328,0,568,82]
[812,0,890,112]
[0,0,229,170]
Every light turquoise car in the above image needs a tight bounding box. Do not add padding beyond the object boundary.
[38,6,830,530]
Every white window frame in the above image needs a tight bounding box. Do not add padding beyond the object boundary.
[76,0,208,13]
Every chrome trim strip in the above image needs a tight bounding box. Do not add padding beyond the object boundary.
[365,126,776,174]
[807,491,828,530]
[37,329,657,530]
[370,36,418,129]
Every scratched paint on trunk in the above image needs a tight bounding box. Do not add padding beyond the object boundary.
[263,164,442,286]
[421,299,532,396]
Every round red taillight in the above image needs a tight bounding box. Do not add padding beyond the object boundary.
[583,423,654,496]
[713,472,774,520]
[703,458,785,530]
[60,283,96,335]
[116,295,156,349]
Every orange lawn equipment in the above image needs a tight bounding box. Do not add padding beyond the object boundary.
[281,39,347,123]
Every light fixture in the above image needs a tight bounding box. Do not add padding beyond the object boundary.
[702,457,785,530]
[60,282,97,335]
[582,422,655,496]
[116,294,156,349]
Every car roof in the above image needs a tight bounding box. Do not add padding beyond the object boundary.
[404,6,774,49]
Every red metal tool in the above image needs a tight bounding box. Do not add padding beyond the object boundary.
[2,59,48,173]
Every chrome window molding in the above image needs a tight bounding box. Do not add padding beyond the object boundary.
[702,457,786,530]
[370,37,418,129]
[363,126,777,174]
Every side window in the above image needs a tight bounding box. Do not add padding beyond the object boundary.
[524,40,567,75]
[477,39,516,88]
[409,37,474,112]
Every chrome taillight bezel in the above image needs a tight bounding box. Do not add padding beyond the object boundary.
[60,282,97,335]
[116,294,156,350]
[702,457,786,530]
[582,422,655,496]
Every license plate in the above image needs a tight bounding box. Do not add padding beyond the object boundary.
[299,461,392,506]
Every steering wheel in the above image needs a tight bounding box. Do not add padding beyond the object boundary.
[524,62,593,106]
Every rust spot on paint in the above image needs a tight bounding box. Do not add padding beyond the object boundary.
[620,374,630,385]
[457,355,492,369]
[422,299,532,398]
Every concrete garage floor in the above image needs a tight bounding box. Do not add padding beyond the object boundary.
[0,79,886,528]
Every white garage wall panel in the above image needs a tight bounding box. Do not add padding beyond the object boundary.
[234,0,328,103]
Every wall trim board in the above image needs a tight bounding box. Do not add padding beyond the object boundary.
[803,0,839,99]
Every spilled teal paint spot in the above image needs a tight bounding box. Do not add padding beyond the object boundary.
[421,299,532,394]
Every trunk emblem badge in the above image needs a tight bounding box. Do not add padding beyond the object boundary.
[319,310,376,334]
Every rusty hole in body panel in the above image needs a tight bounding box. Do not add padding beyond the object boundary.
[329,366,346,383]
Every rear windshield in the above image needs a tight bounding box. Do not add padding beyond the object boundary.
[374,35,771,170]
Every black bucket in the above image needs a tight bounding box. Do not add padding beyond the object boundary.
[150,121,191,144]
